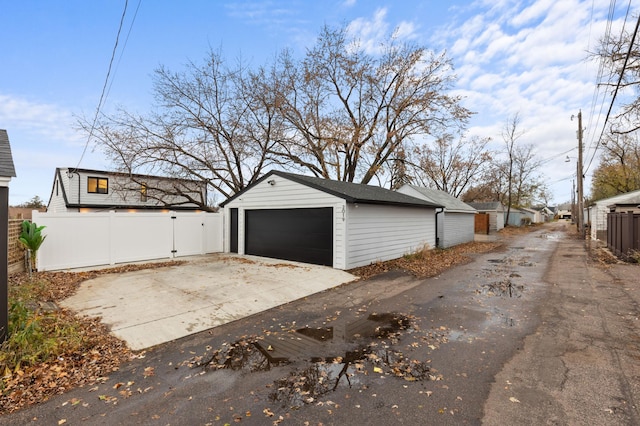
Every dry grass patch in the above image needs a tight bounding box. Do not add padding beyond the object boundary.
[350,241,502,279]
[1,261,183,414]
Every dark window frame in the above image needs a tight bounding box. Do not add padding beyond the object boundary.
[87,176,109,194]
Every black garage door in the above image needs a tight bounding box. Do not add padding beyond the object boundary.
[245,208,333,266]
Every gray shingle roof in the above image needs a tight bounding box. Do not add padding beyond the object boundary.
[0,129,17,178]
[468,201,505,212]
[595,189,640,206]
[221,170,442,208]
[402,185,476,213]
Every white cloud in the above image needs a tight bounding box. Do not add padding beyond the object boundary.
[346,7,419,54]
[0,94,81,143]
[428,0,635,202]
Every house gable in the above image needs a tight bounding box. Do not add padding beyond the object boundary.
[47,167,207,212]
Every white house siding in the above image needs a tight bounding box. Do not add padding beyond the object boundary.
[223,175,348,269]
[442,212,474,248]
[345,204,435,269]
[585,202,608,241]
[587,190,640,241]
[490,211,505,231]
[48,172,68,212]
[49,169,204,212]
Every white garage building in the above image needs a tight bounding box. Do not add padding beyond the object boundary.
[220,170,442,270]
[397,184,476,248]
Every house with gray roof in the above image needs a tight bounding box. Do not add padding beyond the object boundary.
[47,167,208,213]
[220,170,442,269]
[396,184,476,248]
[468,201,506,232]
[586,189,640,241]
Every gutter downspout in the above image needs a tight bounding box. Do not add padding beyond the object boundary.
[435,207,444,248]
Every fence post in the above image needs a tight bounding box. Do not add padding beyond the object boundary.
[628,211,635,258]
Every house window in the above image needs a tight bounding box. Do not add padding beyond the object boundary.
[87,177,108,194]
[140,183,148,202]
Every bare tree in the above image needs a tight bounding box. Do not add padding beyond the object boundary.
[85,26,470,204]
[592,17,640,134]
[269,25,471,184]
[461,164,508,204]
[502,113,525,224]
[84,49,281,208]
[411,134,491,197]
[512,143,545,207]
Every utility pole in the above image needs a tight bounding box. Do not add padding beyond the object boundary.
[571,178,575,223]
[577,110,585,239]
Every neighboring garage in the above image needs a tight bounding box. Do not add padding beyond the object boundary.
[220,170,442,269]
[397,184,477,248]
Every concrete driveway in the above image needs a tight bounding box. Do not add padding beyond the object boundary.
[61,254,356,350]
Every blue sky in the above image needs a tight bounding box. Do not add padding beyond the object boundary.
[1,0,635,205]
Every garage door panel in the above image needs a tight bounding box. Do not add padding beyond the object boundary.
[245,208,333,266]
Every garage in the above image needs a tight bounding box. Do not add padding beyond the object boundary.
[221,170,441,270]
[245,207,333,266]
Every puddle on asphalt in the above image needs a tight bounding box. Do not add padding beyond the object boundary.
[478,279,525,298]
[191,313,439,408]
[540,232,562,240]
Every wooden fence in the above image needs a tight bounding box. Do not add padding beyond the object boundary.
[607,211,640,260]
[8,219,25,273]
[474,213,490,234]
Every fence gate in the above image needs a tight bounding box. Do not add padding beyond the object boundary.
[33,211,223,271]
[475,213,490,234]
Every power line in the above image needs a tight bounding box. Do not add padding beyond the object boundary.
[583,0,623,174]
[585,5,640,175]
[105,0,142,103]
[538,147,577,166]
[72,0,132,172]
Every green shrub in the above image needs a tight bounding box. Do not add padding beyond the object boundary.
[1,282,82,379]
[18,221,46,275]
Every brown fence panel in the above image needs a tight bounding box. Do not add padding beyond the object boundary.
[475,213,490,235]
[607,211,640,260]
[8,219,25,273]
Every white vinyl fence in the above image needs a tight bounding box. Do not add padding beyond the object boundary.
[33,211,223,271]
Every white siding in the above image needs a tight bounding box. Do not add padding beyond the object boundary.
[591,202,610,241]
[587,190,640,241]
[48,173,68,212]
[489,211,505,232]
[442,212,474,248]
[51,169,204,211]
[223,175,347,269]
[345,204,435,269]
